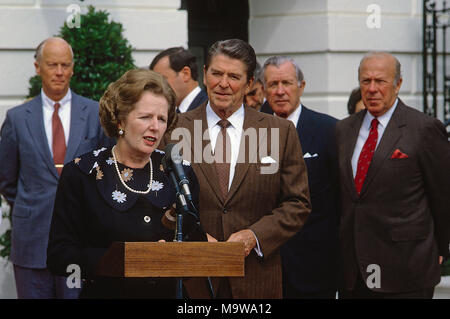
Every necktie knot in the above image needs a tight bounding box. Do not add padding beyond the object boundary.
[371,118,379,130]
[217,119,231,130]
[54,102,61,111]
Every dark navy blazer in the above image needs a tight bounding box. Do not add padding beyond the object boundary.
[262,104,340,293]
[186,88,208,112]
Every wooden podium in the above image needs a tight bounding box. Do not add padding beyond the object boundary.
[95,242,245,278]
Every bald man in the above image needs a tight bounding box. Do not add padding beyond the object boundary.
[0,37,110,298]
[336,52,450,299]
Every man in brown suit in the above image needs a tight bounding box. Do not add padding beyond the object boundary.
[336,52,450,298]
[165,39,311,298]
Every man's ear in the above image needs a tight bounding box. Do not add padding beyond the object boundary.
[180,66,191,83]
[203,66,207,87]
[395,77,402,95]
[299,80,306,89]
[34,61,40,76]
[244,77,254,95]
[298,80,306,96]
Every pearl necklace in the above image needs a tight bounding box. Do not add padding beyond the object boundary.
[112,145,153,194]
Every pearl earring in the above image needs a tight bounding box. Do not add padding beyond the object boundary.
[119,128,124,136]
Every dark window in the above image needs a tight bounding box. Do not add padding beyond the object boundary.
[180,0,249,84]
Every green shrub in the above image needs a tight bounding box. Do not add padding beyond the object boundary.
[28,5,136,101]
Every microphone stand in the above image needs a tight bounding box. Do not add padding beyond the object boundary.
[164,159,215,299]
[166,166,188,299]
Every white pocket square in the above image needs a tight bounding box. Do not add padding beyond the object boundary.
[303,152,318,158]
[261,156,277,164]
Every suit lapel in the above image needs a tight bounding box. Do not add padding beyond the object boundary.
[343,110,366,201]
[187,89,208,112]
[184,104,223,204]
[65,93,87,163]
[25,95,59,178]
[296,106,314,151]
[359,101,406,196]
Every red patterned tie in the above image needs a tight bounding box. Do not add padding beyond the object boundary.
[52,102,66,175]
[354,118,379,194]
[214,119,231,199]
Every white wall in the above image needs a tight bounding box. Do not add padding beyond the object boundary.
[249,0,447,120]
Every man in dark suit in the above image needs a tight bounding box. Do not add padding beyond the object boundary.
[261,56,340,299]
[0,37,110,298]
[150,47,208,113]
[165,39,311,298]
[336,52,450,298]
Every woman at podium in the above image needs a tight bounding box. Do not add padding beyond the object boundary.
[47,69,202,298]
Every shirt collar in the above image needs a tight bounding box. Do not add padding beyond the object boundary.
[363,98,398,130]
[274,104,302,127]
[206,102,245,130]
[41,88,72,108]
[178,86,202,113]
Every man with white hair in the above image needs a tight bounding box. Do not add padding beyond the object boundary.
[261,56,340,299]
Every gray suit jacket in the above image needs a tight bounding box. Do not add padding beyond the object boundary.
[0,92,112,268]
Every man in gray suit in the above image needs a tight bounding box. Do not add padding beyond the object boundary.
[0,37,110,298]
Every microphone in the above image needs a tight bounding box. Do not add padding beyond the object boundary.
[161,151,187,208]
[162,144,205,241]
[164,143,193,203]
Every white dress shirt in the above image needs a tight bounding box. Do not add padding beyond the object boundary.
[206,102,244,191]
[42,89,72,156]
[206,102,263,256]
[274,103,302,128]
[351,98,399,177]
[178,86,202,113]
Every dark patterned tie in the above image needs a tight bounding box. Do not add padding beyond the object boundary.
[214,119,231,199]
[354,118,379,194]
[52,102,66,175]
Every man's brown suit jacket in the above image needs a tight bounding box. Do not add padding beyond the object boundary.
[163,104,311,298]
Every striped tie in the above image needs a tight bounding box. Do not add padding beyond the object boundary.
[354,118,379,194]
[214,119,231,199]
